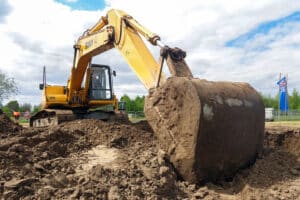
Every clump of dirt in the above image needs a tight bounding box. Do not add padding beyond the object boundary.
[0,109,22,137]
[0,119,299,199]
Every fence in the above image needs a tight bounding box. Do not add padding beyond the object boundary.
[126,110,300,122]
[6,110,300,122]
[273,110,300,121]
[127,111,145,119]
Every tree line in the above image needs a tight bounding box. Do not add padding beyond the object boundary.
[0,70,40,117]
[120,94,145,112]
[120,89,300,111]
[0,100,40,117]
[2,69,300,114]
[260,88,300,110]
[0,94,144,117]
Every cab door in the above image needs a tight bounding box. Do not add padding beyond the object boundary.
[89,64,113,100]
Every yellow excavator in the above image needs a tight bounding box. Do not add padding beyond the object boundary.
[30,9,265,183]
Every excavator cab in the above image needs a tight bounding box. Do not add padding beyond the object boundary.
[88,64,113,100]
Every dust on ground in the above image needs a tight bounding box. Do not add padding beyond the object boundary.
[0,109,299,199]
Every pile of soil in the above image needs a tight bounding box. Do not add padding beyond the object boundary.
[0,109,22,138]
[0,118,299,199]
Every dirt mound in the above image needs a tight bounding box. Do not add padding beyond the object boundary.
[1,119,177,199]
[265,127,300,157]
[0,109,22,137]
[132,120,153,133]
[0,120,299,199]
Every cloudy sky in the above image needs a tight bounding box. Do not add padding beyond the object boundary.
[1,0,300,105]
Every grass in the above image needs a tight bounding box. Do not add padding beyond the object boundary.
[15,114,300,128]
[8,117,30,127]
[129,117,146,123]
[20,122,29,127]
[265,121,300,128]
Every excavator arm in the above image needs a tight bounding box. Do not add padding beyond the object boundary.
[68,9,165,104]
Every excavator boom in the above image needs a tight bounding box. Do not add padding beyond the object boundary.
[69,9,164,95]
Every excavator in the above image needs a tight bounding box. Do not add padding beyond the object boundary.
[30,9,265,183]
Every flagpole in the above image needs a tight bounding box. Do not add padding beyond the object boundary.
[286,74,288,116]
[278,73,281,120]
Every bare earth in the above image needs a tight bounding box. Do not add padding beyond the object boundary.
[0,111,299,199]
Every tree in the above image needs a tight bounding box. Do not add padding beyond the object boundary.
[2,106,11,117]
[289,88,300,110]
[260,93,278,109]
[0,70,18,104]
[120,94,133,111]
[6,100,19,112]
[260,88,300,110]
[134,96,145,111]
[19,103,32,112]
[32,104,41,114]
[120,94,145,112]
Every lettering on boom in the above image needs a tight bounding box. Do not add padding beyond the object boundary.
[85,40,94,49]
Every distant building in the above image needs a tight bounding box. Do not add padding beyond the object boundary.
[265,107,274,121]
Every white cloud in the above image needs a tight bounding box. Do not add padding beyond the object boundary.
[1,0,300,106]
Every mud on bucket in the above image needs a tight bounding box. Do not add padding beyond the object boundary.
[144,77,265,183]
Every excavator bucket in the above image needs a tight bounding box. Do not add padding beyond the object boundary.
[145,77,264,183]
[144,49,265,183]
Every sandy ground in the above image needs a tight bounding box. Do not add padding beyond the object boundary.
[0,111,299,199]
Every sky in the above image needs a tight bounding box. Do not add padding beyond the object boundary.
[1,0,300,105]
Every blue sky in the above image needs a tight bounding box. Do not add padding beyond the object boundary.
[226,11,300,49]
[55,0,105,10]
[2,0,300,105]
